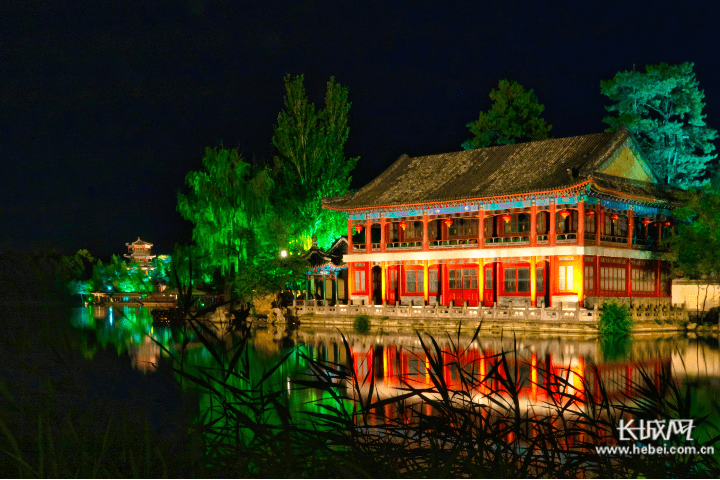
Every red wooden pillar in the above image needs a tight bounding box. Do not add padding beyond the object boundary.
[626,258,632,298]
[594,255,601,300]
[577,200,585,246]
[365,217,372,253]
[380,215,386,253]
[399,261,404,304]
[657,217,663,245]
[348,218,354,251]
[627,210,634,248]
[422,213,429,251]
[530,255,537,307]
[548,255,555,306]
[549,200,556,246]
[655,260,662,297]
[478,206,485,248]
[348,262,354,299]
[442,262,448,306]
[596,206,603,246]
[530,201,537,247]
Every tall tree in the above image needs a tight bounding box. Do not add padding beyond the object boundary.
[462,79,552,150]
[601,62,717,189]
[272,75,359,250]
[177,147,275,283]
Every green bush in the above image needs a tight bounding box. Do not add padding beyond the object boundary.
[599,301,634,336]
[353,314,370,334]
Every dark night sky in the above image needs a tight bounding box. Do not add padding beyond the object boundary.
[2,0,719,258]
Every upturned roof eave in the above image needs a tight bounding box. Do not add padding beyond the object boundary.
[323,180,594,212]
[325,177,676,213]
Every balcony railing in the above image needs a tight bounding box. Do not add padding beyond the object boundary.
[386,241,423,250]
[485,236,530,245]
[372,243,381,251]
[352,243,366,252]
[601,235,627,245]
[556,233,577,243]
[429,238,479,248]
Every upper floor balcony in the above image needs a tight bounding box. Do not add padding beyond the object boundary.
[348,204,672,255]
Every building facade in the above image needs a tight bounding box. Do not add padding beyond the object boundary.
[323,128,677,308]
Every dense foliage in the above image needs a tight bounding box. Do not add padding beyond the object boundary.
[177,147,277,281]
[599,300,634,336]
[462,79,552,150]
[272,75,359,250]
[601,62,718,189]
[663,187,720,281]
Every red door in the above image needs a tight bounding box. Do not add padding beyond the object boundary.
[387,266,399,304]
[483,263,495,306]
[448,265,480,306]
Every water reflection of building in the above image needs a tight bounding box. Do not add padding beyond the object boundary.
[294,329,677,412]
[323,128,677,309]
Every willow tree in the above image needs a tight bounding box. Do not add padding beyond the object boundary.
[177,147,274,284]
[462,79,552,150]
[272,75,359,250]
[601,62,717,189]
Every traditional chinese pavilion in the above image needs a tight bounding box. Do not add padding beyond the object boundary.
[302,236,349,304]
[323,128,677,308]
[124,237,156,272]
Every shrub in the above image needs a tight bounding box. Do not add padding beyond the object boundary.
[599,301,633,336]
[353,314,370,334]
[704,306,720,325]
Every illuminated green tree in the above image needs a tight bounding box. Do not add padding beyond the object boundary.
[177,147,276,283]
[664,188,720,281]
[462,79,552,150]
[601,62,718,189]
[272,75,359,250]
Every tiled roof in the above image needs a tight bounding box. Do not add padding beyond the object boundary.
[128,237,153,246]
[303,238,346,270]
[324,128,673,210]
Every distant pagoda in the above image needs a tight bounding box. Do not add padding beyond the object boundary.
[124,237,156,272]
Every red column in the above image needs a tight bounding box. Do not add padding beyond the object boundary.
[577,201,585,246]
[442,262,448,306]
[548,255,555,306]
[626,258,632,298]
[348,218,354,251]
[380,215,386,253]
[530,202,537,247]
[365,218,372,253]
[478,207,485,248]
[594,255,601,299]
[655,260,662,297]
[549,200,556,247]
[596,207,603,246]
[422,213,429,251]
[627,210,634,248]
[657,217,663,245]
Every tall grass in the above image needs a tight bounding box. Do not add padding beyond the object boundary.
[162,312,720,478]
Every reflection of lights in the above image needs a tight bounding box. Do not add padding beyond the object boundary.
[109,307,113,325]
[280,250,288,258]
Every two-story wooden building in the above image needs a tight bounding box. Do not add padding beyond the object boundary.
[323,128,677,308]
[124,237,156,273]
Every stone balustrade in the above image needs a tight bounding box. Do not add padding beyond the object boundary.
[293,300,688,324]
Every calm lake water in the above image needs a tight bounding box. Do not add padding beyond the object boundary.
[69,306,720,418]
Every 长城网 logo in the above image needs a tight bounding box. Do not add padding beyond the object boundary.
[617,419,695,442]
